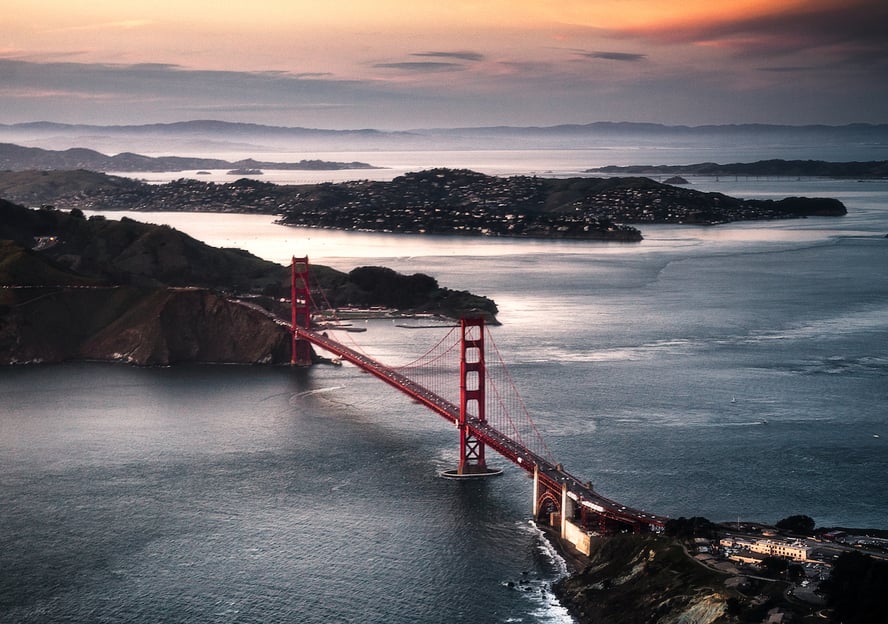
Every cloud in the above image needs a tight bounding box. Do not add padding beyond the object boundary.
[0,58,418,125]
[412,51,485,62]
[370,51,485,75]
[756,66,819,73]
[626,0,888,66]
[373,61,465,72]
[581,51,647,62]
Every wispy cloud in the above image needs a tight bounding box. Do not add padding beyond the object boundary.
[373,61,465,72]
[756,66,819,73]
[0,58,412,123]
[412,51,485,62]
[581,51,647,62]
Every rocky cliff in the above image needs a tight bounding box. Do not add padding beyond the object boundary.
[554,535,732,624]
[0,278,291,366]
[0,200,497,365]
[80,288,291,365]
[551,531,841,624]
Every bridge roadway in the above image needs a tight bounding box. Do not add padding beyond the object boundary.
[295,326,667,531]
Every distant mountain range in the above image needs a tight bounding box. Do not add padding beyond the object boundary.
[4,119,888,138]
[0,142,376,173]
[2,120,887,156]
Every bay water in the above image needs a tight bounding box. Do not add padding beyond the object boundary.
[2,155,887,622]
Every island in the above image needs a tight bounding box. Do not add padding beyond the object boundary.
[273,168,845,236]
[0,200,497,366]
[0,167,846,243]
[0,141,378,173]
[588,159,888,179]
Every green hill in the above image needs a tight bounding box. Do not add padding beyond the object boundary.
[0,200,497,365]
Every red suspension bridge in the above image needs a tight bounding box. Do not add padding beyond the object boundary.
[288,257,666,549]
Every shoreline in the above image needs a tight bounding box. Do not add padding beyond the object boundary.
[539,518,888,624]
[537,523,590,576]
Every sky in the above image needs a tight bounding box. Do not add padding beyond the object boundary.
[2,0,887,129]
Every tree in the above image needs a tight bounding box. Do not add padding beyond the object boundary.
[761,556,788,576]
[820,551,888,624]
[663,516,716,539]
[775,514,815,535]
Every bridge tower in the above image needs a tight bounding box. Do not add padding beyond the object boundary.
[454,317,500,477]
[291,256,313,366]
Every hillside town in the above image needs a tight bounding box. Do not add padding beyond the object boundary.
[0,167,847,245]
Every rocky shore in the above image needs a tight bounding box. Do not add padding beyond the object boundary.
[544,518,888,624]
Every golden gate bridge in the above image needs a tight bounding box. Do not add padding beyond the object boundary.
[287,256,666,553]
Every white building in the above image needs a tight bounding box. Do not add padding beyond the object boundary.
[749,539,810,562]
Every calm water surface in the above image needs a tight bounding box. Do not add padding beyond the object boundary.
[3,160,887,622]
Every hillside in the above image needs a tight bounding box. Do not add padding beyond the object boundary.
[277,168,846,234]
[0,141,376,172]
[0,168,847,243]
[3,120,888,154]
[0,199,288,290]
[590,159,888,178]
[550,523,888,624]
[554,535,737,624]
[0,201,497,365]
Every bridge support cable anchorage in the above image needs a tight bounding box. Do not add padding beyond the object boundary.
[288,256,667,539]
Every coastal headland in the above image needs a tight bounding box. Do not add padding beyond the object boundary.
[545,516,888,624]
[0,200,496,365]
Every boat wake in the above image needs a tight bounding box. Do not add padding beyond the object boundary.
[291,386,346,399]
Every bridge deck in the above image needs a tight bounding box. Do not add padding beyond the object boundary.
[294,326,667,530]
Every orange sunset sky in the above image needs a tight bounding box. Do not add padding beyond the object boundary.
[2,0,886,128]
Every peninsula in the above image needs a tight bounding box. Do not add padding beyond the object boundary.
[549,515,888,624]
[0,200,496,366]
